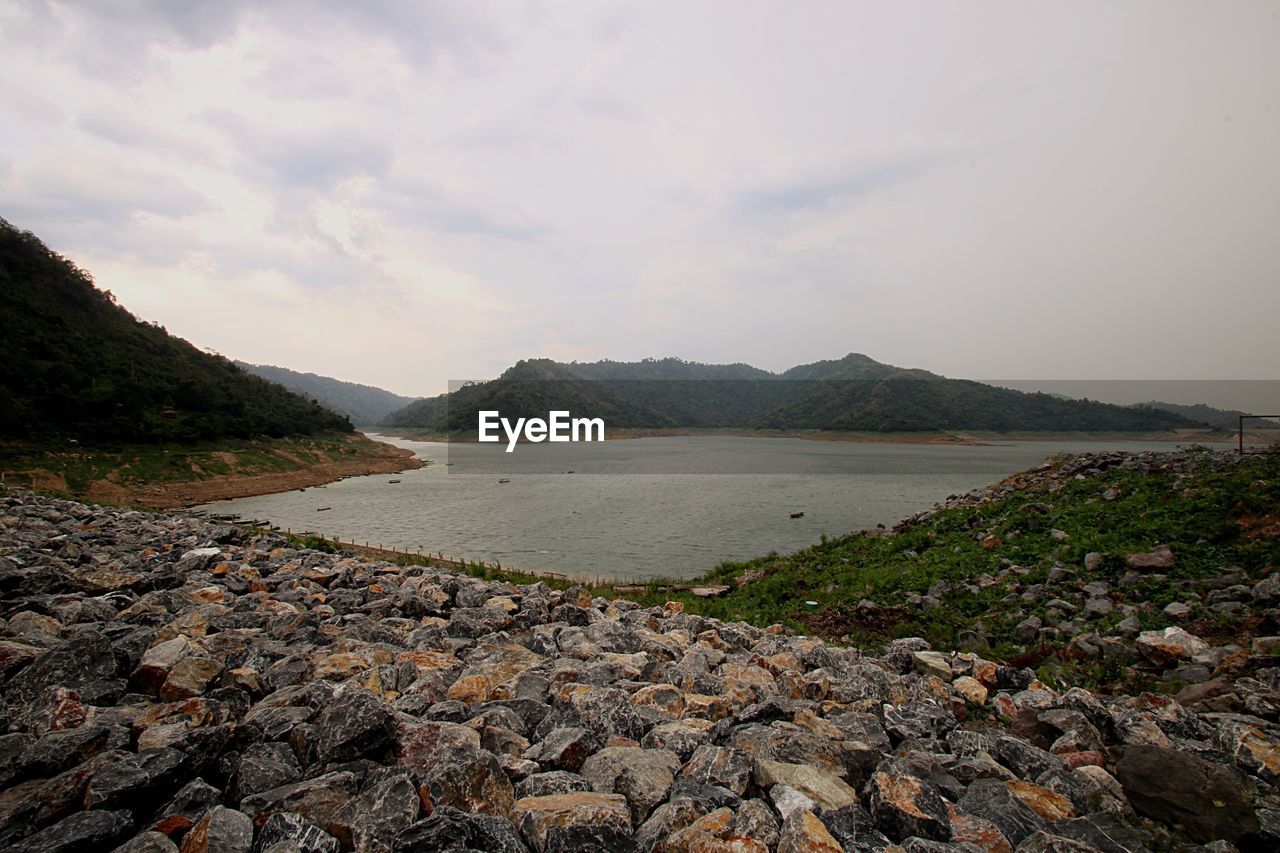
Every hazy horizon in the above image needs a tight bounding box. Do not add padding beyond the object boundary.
[3,1,1277,398]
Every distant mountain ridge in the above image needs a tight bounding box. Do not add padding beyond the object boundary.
[235,362,417,426]
[379,353,1201,434]
[0,219,352,443]
[1133,400,1247,430]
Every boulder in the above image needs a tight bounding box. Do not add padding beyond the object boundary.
[1125,545,1175,571]
[868,770,951,842]
[1114,744,1259,842]
[512,792,633,853]
[957,779,1046,848]
[1135,627,1209,666]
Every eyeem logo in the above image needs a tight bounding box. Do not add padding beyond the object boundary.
[478,410,605,452]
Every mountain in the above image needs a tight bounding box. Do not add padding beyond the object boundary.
[235,361,417,426]
[0,219,352,443]
[379,353,1200,434]
[1133,400,1247,430]
[381,359,679,434]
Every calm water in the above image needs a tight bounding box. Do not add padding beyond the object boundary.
[198,434,1226,581]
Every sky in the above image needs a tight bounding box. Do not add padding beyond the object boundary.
[1,1,1277,398]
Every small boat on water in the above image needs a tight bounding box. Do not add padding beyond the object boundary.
[498,478,511,484]
[790,511,805,519]
[316,507,331,512]
[388,479,401,484]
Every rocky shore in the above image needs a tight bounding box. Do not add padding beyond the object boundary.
[1,480,1278,851]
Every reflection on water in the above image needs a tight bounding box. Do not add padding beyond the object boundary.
[198,434,1227,581]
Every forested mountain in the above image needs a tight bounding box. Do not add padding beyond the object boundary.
[1133,400,1246,430]
[380,359,679,434]
[0,219,352,443]
[379,353,1199,434]
[235,361,417,425]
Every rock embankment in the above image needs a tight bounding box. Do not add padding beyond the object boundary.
[1,489,1278,851]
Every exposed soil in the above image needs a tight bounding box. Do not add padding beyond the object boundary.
[82,439,423,510]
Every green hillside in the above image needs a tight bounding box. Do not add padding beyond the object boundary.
[235,361,417,425]
[0,219,352,443]
[380,353,1200,435]
[1135,400,1247,430]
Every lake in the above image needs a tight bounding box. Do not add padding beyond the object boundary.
[197,434,1226,581]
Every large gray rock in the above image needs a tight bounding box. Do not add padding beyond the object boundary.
[1114,744,1259,842]
[580,747,680,823]
[868,769,951,842]
[957,779,1047,847]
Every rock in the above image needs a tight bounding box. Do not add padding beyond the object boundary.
[524,727,596,772]
[946,804,1012,853]
[1053,814,1153,853]
[913,651,953,681]
[868,770,951,842]
[1135,627,1209,666]
[315,687,394,762]
[11,808,134,853]
[580,746,680,823]
[633,797,707,851]
[85,748,187,809]
[957,779,1046,848]
[1115,746,1259,842]
[394,806,528,853]
[113,832,181,853]
[1082,597,1113,619]
[228,743,301,803]
[1003,781,1074,822]
[1252,573,1280,606]
[735,799,782,848]
[329,771,421,850]
[239,771,359,830]
[512,792,633,853]
[1083,553,1103,572]
[754,760,858,812]
[1125,545,1175,571]
[517,771,593,799]
[419,743,514,817]
[818,804,892,852]
[179,806,253,853]
[1014,831,1094,852]
[777,809,842,853]
[678,746,754,797]
[1013,617,1041,644]
[952,676,988,705]
[252,812,340,853]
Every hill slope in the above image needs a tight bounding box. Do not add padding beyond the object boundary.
[235,361,417,425]
[1135,400,1247,430]
[380,353,1199,434]
[0,219,352,443]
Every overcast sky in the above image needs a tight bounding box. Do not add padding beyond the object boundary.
[2,1,1277,397]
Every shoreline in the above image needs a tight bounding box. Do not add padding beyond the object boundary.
[114,442,425,510]
[377,426,1230,447]
[1,433,426,511]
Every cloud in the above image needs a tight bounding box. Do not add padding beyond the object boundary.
[0,1,1277,397]
[727,150,943,221]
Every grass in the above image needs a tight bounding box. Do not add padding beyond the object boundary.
[607,449,1279,690]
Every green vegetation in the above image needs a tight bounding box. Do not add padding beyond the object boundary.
[1134,400,1247,430]
[0,219,352,443]
[616,450,1280,686]
[380,353,1200,435]
[235,361,418,426]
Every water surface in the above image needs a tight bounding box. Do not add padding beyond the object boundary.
[199,434,1225,581]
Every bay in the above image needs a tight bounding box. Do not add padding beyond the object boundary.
[197,434,1228,581]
